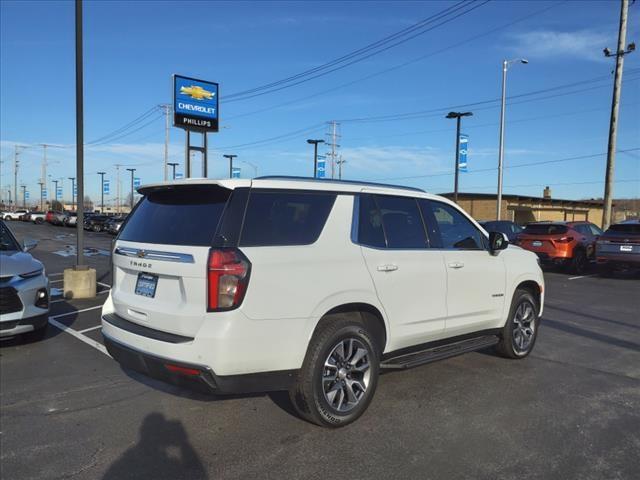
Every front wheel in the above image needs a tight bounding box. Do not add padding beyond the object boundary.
[4,215,11,221]
[496,289,539,359]
[289,314,380,428]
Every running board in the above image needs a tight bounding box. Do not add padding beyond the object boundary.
[380,335,500,370]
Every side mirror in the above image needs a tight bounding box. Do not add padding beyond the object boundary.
[23,237,38,252]
[489,231,509,254]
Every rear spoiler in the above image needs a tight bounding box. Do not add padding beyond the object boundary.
[137,178,251,196]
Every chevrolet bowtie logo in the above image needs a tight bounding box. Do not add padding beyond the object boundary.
[180,85,215,100]
[137,250,146,258]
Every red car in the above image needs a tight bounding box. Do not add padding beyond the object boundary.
[516,221,603,274]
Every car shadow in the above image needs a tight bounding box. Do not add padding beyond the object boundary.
[542,316,640,352]
[102,412,208,480]
[545,303,640,330]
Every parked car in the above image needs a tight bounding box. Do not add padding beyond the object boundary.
[49,211,69,226]
[596,220,640,273]
[516,221,603,274]
[105,216,126,235]
[480,220,523,243]
[3,210,29,221]
[64,212,78,227]
[102,177,544,427]
[29,212,47,224]
[83,215,111,232]
[0,220,50,340]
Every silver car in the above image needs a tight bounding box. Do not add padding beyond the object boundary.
[0,221,50,339]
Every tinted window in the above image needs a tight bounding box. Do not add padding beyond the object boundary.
[375,195,427,249]
[119,186,230,246]
[240,191,336,246]
[357,194,386,248]
[428,201,484,249]
[607,223,640,235]
[589,224,603,236]
[523,224,568,235]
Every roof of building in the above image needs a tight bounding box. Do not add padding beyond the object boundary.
[441,192,606,207]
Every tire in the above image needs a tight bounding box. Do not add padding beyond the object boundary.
[289,313,380,428]
[4,215,11,221]
[92,224,101,233]
[570,248,587,275]
[496,289,539,359]
[35,218,43,225]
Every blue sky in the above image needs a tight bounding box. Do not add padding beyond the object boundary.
[1,0,639,207]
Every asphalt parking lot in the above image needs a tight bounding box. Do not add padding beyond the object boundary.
[1,221,639,480]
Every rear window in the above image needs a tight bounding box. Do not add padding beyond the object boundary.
[119,186,230,246]
[606,223,640,235]
[240,191,336,246]
[523,224,568,235]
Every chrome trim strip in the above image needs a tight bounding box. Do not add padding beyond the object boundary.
[114,247,195,263]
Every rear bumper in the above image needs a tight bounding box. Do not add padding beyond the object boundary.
[596,253,640,266]
[103,332,297,395]
[534,252,571,265]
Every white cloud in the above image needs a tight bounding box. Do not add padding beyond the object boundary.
[508,30,611,62]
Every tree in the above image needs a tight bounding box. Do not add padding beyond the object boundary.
[83,195,94,212]
[51,200,63,212]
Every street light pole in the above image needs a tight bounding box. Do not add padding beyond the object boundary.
[52,180,59,204]
[497,58,528,220]
[242,161,258,178]
[126,168,136,211]
[167,162,179,180]
[446,111,473,204]
[307,139,324,178]
[223,154,237,178]
[21,185,26,208]
[38,182,44,211]
[69,177,76,211]
[97,171,106,213]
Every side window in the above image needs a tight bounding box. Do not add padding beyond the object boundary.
[357,194,386,248]
[418,199,443,248]
[574,224,590,237]
[589,224,603,236]
[427,201,484,250]
[239,191,336,246]
[375,195,428,249]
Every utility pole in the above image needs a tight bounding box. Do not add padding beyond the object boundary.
[325,121,341,179]
[38,144,48,188]
[602,0,635,230]
[168,162,179,179]
[446,111,473,204]
[160,104,171,181]
[13,145,26,209]
[115,164,121,214]
[126,168,136,210]
[337,155,346,180]
[38,182,44,211]
[21,185,26,208]
[69,177,76,210]
[306,139,324,178]
[97,171,106,213]
[223,154,237,178]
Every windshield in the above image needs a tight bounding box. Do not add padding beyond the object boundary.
[0,223,20,251]
[523,224,568,235]
[606,223,640,235]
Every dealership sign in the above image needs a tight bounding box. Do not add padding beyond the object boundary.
[459,134,469,172]
[173,75,219,132]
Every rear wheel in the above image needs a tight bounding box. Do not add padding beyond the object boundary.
[289,314,379,428]
[570,248,587,274]
[496,289,539,359]
[4,215,11,221]
[35,218,43,224]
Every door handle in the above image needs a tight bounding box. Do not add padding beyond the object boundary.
[447,262,464,269]
[377,264,398,272]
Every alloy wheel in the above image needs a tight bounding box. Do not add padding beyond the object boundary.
[322,338,371,412]
[512,301,536,353]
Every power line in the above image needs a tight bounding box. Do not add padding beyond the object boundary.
[223,1,487,102]
[85,106,159,145]
[217,123,326,151]
[86,113,164,147]
[374,148,640,182]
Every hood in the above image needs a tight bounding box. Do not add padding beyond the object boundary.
[0,251,44,278]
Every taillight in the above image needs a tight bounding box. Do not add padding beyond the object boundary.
[556,236,574,243]
[207,248,250,311]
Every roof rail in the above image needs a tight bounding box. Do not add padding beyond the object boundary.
[254,175,425,193]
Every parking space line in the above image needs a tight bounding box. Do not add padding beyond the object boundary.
[50,279,64,284]
[97,282,111,288]
[78,325,103,334]
[48,317,110,357]
[568,274,598,280]
[50,305,103,319]
[48,272,64,277]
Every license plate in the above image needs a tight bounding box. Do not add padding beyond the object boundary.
[135,273,158,298]
[532,241,543,247]
[620,245,633,252]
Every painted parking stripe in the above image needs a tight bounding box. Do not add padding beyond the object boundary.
[78,325,103,334]
[48,317,110,357]
[50,305,103,319]
[97,282,111,288]
[568,274,598,280]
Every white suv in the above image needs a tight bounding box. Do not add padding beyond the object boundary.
[102,177,544,427]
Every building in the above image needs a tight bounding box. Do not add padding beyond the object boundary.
[442,190,607,228]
